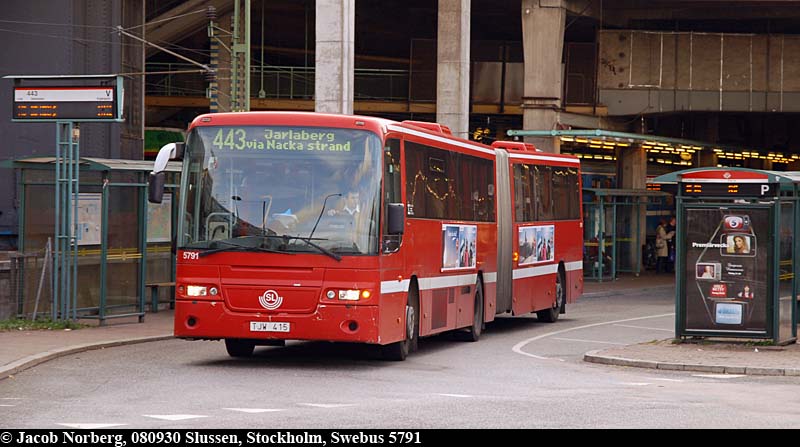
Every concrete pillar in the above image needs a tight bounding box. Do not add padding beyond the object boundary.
[521,0,566,153]
[436,0,470,138]
[315,0,355,114]
[618,145,647,273]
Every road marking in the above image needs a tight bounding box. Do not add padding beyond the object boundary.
[223,408,285,413]
[651,378,684,383]
[512,313,675,361]
[553,337,628,346]
[57,423,127,429]
[613,324,673,333]
[0,398,22,400]
[298,403,355,409]
[143,414,208,421]
[0,405,16,407]
[436,394,473,398]
[619,382,651,386]
[693,374,746,379]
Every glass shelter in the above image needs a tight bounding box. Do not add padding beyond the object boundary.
[3,157,180,324]
[651,168,798,344]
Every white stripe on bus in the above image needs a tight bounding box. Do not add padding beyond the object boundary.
[381,272,495,294]
[565,261,583,272]
[513,264,559,279]
[380,262,578,294]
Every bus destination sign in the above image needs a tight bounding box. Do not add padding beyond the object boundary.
[13,87,119,121]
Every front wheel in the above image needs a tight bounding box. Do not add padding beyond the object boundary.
[382,288,419,361]
[537,270,565,323]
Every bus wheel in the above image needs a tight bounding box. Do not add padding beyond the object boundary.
[537,270,565,323]
[225,339,255,358]
[383,288,419,361]
[463,281,484,342]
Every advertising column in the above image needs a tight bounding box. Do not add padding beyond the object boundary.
[683,207,771,335]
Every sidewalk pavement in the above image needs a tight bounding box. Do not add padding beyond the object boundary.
[0,310,174,380]
[583,271,800,376]
[0,272,797,379]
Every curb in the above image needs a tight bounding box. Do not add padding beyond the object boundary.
[584,350,800,376]
[0,335,174,381]
[582,284,674,299]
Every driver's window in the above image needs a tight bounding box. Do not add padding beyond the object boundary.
[383,138,402,252]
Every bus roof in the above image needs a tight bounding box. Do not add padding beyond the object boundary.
[188,111,395,135]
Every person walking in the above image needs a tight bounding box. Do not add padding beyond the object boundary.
[655,218,675,274]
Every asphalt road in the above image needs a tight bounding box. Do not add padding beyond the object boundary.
[2,289,800,429]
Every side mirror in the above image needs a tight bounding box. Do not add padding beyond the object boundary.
[173,142,185,160]
[387,203,405,235]
[148,171,166,204]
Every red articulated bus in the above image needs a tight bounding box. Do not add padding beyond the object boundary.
[148,112,583,360]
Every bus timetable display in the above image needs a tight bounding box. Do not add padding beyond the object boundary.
[682,182,777,197]
[13,87,119,121]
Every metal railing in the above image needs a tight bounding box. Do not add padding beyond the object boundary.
[146,63,410,102]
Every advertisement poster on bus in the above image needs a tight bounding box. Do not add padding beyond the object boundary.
[683,208,769,333]
[518,225,555,266]
[442,224,477,271]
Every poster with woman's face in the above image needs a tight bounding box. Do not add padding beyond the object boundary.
[518,225,554,266]
[442,224,477,271]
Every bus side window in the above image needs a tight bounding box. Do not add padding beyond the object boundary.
[383,138,403,252]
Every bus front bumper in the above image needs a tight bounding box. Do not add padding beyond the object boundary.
[173,300,382,344]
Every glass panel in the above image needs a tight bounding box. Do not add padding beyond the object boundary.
[182,126,382,256]
[534,166,553,221]
[683,207,770,334]
[105,186,140,312]
[779,202,794,341]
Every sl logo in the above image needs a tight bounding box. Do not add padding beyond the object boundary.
[259,290,283,310]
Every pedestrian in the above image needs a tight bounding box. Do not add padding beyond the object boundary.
[655,218,675,274]
[666,216,677,272]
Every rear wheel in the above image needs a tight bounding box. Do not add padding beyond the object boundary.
[382,287,419,361]
[537,270,565,323]
[225,339,255,358]
[463,281,484,342]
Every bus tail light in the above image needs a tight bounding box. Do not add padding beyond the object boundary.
[513,251,519,262]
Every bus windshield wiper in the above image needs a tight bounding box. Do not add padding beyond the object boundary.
[288,236,342,262]
[196,239,288,258]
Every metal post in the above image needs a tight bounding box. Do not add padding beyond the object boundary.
[598,196,605,282]
[100,173,109,325]
[139,172,147,321]
[54,124,61,320]
[71,124,79,320]
[611,201,618,280]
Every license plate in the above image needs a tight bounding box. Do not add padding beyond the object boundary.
[250,321,290,332]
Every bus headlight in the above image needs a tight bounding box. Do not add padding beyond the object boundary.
[339,290,361,301]
[187,285,208,297]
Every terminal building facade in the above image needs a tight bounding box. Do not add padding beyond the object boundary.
[2,0,800,249]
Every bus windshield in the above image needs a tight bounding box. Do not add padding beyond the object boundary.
[180,125,382,256]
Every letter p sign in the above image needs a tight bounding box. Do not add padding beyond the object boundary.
[761,184,770,195]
